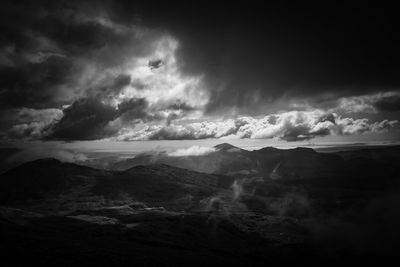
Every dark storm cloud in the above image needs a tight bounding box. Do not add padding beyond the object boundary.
[90,74,132,100]
[165,100,196,126]
[117,97,148,121]
[107,2,400,114]
[318,113,336,124]
[47,98,119,140]
[0,0,158,110]
[111,74,131,93]
[0,55,73,109]
[167,101,195,112]
[47,97,150,140]
[148,59,163,70]
[0,107,62,139]
[299,92,400,114]
[374,94,400,112]
[0,1,128,56]
[2,0,400,113]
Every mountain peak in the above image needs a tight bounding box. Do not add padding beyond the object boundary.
[214,143,239,151]
[17,158,62,169]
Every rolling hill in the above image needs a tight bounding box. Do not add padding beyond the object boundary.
[1,144,400,265]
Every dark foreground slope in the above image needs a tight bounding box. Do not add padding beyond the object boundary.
[0,158,234,212]
[1,146,400,266]
[0,159,304,266]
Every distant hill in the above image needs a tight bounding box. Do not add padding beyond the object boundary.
[0,158,234,213]
[108,144,400,181]
[109,143,346,179]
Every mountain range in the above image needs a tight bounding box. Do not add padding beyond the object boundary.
[1,144,399,266]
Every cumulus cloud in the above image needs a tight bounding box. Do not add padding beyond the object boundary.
[117,98,148,121]
[117,111,398,141]
[45,93,202,141]
[168,146,217,157]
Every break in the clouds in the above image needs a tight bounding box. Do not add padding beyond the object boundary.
[0,1,399,143]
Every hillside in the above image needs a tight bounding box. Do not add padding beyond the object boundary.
[1,145,400,265]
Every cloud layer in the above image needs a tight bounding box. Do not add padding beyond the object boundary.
[0,1,399,142]
[117,111,398,142]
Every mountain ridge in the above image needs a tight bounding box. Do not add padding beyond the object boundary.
[109,143,345,179]
[0,158,234,213]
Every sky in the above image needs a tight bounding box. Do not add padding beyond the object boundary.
[0,1,399,152]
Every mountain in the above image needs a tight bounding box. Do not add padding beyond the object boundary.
[108,144,400,183]
[109,143,256,174]
[0,158,236,213]
[214,143,244,152]
[1,146,400,265]
[0,157,312,265]
[108,144,346,180]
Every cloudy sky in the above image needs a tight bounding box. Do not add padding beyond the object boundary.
[0,1,399,150]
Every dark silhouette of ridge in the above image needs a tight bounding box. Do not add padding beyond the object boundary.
[214,143,241,151]
[0,159,234,210]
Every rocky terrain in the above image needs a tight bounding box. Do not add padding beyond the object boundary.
[1,144,399,266]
